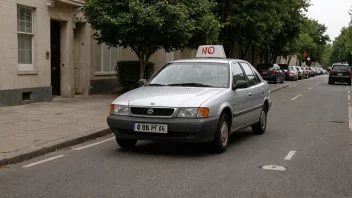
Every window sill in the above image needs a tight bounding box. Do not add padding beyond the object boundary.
[17,69,38,75]
[95,72,116,76]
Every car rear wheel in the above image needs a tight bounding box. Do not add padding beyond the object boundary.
[116,138,138,148]
[274,76,278,84]
[252,105,267,135]
[280,76,285,84]
[211,113,230,153]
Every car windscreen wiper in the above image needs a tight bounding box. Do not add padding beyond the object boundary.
[148,83,166,86]
[167,83,214,87]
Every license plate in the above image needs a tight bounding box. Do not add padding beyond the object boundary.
[338,73,343,76]
[261,72,267,74]
[133,123,168,133]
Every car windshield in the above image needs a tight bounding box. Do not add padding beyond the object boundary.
[332,65,349,71]
[147,62,229,88]
[257,64,273,70]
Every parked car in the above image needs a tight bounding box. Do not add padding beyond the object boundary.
[295,66,305,80]
[308,67,316,77]
[286,66,298,81]
[302,66,310,78]
[257,63,285,84]
[328,63,352,85]
[107,45,272,153]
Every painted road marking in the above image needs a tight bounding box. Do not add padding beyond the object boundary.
[349,95,350,100]
[349,105,352,132]
[309,87,312,90]
[261,165,286,171]
[284,151,296,160]
[72,137,115,151]
[291,94,302,101]
[23,154,64,168]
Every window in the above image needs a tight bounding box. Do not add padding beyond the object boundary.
[95,42,119,73]
[240,62,258,86]
[17,6,33,65]
[231,62,245,85]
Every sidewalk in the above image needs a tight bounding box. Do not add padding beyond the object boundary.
[0,82,296,166]
[0,95,115,166]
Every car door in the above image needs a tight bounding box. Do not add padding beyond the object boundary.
[230,62,250,130]
[240,62,263,124]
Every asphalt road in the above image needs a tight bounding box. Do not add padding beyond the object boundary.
[1,75,352,198]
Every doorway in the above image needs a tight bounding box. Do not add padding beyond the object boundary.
[50,20,61,96]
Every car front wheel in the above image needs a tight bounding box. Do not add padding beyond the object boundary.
[116,138,138,148]
[211,113,230,153]
[252,105,267,135]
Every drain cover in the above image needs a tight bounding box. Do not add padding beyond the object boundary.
[330,121,345,124]
[261,165,286,171]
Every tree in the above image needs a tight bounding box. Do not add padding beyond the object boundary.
[84,0,221,79]
[320,44,333,67]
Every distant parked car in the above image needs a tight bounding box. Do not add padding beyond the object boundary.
[302,66,310,78]
[257,63,285,84]
[308,67,316,77]
[295,66,305,80]
[287,66,298,81]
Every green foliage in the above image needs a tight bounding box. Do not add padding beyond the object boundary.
[320,44,333,67]
[331,25,352,64]
[115,61,155,91]
[84,0,220,79]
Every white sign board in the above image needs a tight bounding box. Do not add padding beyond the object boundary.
[195,45,227,58]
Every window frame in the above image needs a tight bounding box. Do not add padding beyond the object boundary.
[231,61,246,86]
[240,62,259,87]
[95,42,119,75]
[17,5,35,70]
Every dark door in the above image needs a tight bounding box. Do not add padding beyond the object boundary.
[50,20,61,96]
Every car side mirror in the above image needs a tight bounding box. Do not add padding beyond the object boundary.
[232,80,248,90]
[138,79,147,87]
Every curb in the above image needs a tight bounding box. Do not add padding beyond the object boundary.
[0,128,111,167]
[270,81,300,93]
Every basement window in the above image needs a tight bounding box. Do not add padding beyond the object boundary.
[22,92,31,101]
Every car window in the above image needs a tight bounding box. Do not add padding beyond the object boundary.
[279,64,289,70]
[257,64,273,70]
[231,62,245,85]
[241,62,258,86]
[332,65,350,71]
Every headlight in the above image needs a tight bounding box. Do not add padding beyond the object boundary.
[177,108,209,118]
[110,104,129,115]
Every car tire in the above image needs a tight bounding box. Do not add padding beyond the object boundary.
[349,81,351,86]
[252,105,267,135]
[211,113,230,153]
[280,76,285,84]
[116,138,138,148]
[274,76,278,84]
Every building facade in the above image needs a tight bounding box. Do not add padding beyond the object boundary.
[0,0,194,107]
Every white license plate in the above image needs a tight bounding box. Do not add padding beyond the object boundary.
[338,73,343,76]
[133,123,168,133]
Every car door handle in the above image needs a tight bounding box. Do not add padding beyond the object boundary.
[249,93,252,96]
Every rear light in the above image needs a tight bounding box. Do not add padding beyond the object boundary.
[329,71,333,75]
[289,72,293,76]
[270,71,276,74]
[349,71,352,75]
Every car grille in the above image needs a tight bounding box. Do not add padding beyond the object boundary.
[130,107,175,117]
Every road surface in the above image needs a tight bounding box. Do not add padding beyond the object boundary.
[1,75,352,198]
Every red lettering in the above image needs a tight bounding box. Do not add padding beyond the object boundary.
[202,47,208,54]
[201,46,215,55]
[208,46,215,54]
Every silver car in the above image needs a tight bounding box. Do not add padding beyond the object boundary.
[107,46,272,153]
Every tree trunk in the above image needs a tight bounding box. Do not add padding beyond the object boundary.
[251,45,256,65]
[240,45,249,59]
[139,58,146,79]
[288,56,292,65]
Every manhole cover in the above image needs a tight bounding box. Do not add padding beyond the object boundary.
[261,165,286,171]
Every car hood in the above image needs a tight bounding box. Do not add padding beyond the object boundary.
[112,86,226,107]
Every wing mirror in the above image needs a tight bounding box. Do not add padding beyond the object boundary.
[232,80,248,90]
[138,79,147,87]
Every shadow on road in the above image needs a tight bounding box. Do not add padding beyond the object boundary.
[113,130,255,158]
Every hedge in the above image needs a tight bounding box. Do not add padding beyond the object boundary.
[115,61,155,91]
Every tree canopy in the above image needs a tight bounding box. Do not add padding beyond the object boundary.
[84,0,221,78]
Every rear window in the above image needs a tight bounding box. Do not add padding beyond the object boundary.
[289,66,297,71]
[332,65,349,71]
[279,64,289,70]
[257,64,273,70]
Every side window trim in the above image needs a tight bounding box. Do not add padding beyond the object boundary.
[231,61,246,86]
[239,62,259,87]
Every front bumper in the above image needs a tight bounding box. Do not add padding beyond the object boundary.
[107,115,219,142]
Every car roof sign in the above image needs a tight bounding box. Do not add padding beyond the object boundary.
[195,45,227,58]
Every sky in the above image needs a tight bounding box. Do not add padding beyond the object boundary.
[306,0,351,41]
